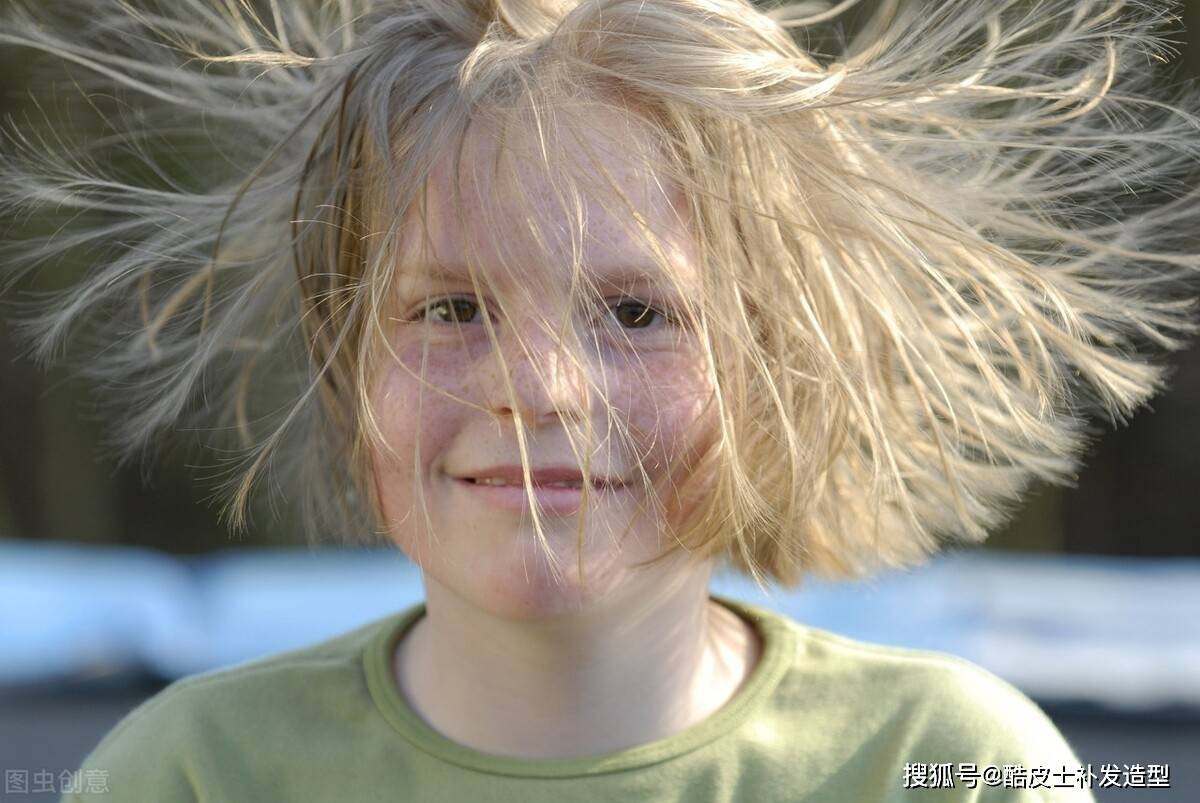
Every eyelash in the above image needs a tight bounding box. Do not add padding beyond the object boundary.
[407,296,680,331]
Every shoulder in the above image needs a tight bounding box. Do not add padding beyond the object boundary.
[61,611,403,802]
[794,624,1039,709]
[776,622,1094,799]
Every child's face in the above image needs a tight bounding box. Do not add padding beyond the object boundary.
[369,106,719,620]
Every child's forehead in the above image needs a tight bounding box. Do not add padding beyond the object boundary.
[396,105,698,292]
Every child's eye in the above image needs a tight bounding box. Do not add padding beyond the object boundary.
[408,295,679,333]
[607,300,674,330]
[413,297,481,324]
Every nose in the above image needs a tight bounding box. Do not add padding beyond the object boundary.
[481,313,593,428]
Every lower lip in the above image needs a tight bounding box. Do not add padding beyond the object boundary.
[453,477,626,514]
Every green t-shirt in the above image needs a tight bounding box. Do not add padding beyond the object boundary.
[62,595,1096,801]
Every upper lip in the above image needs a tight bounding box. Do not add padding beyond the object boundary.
[454,465,627,487]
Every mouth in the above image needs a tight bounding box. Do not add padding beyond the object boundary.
[460,477,623,490]
[453,474,628,514]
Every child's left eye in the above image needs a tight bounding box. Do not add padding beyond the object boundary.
[413,297,481,324]
[607,300,675,330]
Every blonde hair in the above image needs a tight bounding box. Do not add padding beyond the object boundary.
[2,0,1197,589]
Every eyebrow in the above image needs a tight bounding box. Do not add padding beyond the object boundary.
[412,262,673,291]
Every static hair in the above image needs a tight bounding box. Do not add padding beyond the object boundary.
[1,0,1197,589]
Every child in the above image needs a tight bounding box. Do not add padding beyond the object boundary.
[2,0,1197,800]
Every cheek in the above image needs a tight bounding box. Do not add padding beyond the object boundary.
[614,348,717,476]
[613,350,719,536]
[368,341,470,541]
[371,344,459,447]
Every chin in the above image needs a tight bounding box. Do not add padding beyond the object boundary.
[426,548,633,624]
[483,556,622,621]
[397,504,668,622]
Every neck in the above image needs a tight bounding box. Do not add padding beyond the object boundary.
[393,575,761,759]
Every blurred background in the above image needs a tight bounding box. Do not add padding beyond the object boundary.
[1,1,1199,801]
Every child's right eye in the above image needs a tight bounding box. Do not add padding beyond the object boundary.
[413,297,481,324]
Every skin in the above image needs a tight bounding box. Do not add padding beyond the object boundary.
[369,104,761,759]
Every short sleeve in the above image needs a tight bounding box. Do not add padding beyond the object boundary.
[59,682,200,803]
